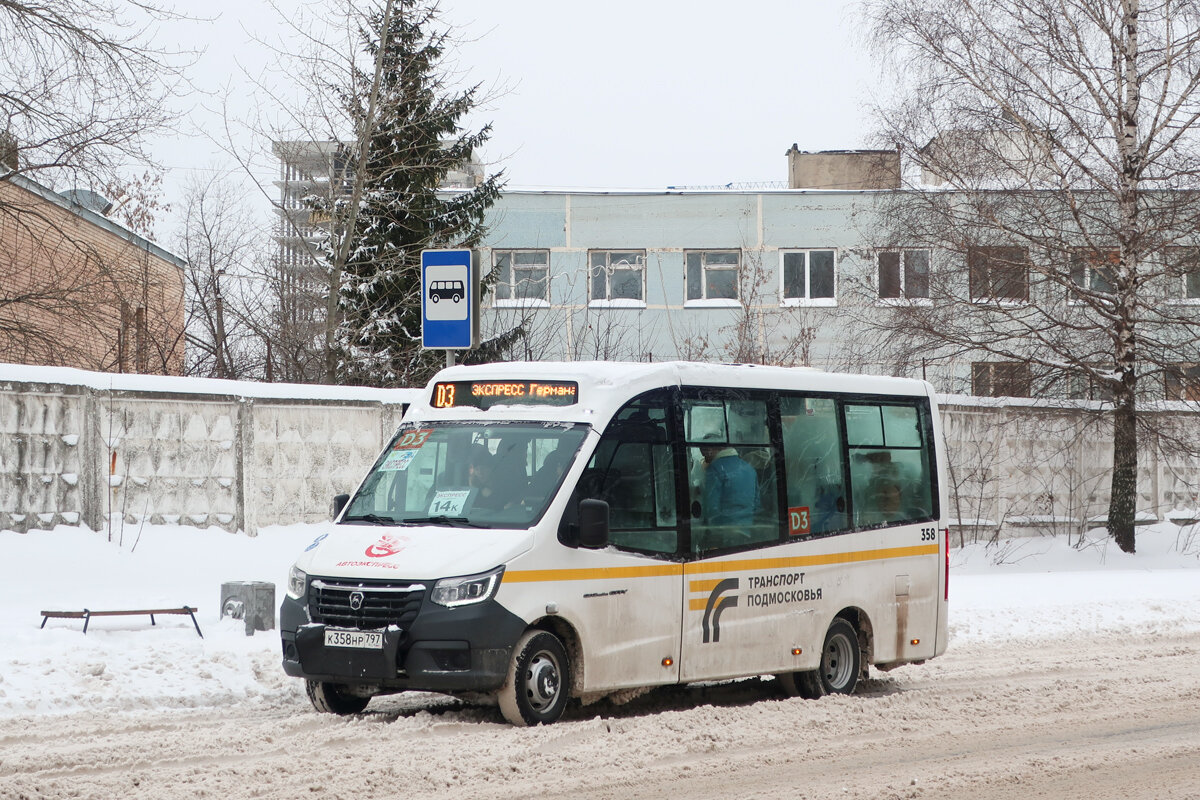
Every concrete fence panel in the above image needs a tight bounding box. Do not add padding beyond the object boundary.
[1,369,415,535]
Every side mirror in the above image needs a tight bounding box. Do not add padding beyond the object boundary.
[332,493,350,519]
[578,499,610,549]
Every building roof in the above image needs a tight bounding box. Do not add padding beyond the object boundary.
[3,171,186,269]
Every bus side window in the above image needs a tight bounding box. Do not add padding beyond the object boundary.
[780,396,848,536]
[844,403,934,528]
[683,393,781,554]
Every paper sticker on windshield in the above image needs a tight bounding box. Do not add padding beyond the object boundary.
[394,429,433,449]
[380,449,417,472]
[428,489,471,516]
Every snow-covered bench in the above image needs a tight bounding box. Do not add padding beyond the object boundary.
[40,606,203,637]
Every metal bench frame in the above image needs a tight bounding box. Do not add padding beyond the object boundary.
[40,607,203,637]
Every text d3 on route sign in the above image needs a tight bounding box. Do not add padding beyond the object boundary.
[421,249,478,350]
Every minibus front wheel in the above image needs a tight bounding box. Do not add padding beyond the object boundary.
[498,629,571,726]
[306,680,371,715]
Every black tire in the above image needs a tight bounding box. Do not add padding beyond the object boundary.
[431,294,440,303]
[780,617,861,699]
[779,667,825,699]
[452,293,461,303]
[306,680,371,715]
[498,630,570,726]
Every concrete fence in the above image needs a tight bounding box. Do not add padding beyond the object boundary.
[940,397,1200,543]
[3,366,1199,540]
[0,367,414,534]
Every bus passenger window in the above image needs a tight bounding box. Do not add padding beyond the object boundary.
[780,396,848,536]
[682,393,782,554]
[844,403,934,528]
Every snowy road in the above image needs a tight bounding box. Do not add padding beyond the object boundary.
[4,628,1199,800]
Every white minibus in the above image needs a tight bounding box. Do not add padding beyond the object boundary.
[280,361,949,725]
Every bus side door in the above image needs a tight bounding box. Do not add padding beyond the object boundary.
[569,390,685,691]
[676,391,797,681]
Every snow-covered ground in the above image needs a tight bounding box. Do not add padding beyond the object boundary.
[0,520,1198,719]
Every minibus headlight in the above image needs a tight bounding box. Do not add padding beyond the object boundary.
[431,567,503,608]
[287,565,308,599]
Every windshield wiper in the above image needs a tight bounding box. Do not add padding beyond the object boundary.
[342,513,399,525]
[402,515,488,528]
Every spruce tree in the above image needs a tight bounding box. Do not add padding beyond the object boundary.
[335,0,505,387]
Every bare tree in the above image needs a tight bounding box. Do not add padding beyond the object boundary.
[0,1,188,370]
[0,0,183,190]
[177,172,266,379]
[864,0,1200,552]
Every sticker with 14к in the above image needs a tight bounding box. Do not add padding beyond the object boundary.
[428,489,471,516]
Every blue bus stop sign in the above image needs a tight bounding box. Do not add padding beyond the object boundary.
[421,249,477,349]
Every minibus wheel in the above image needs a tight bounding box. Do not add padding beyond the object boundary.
[817,618,860,694]
[780,617,860,699]
[779,668,824,699]
[306,680,370,715]
[498,629,570,726]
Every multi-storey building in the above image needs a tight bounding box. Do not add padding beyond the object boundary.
[475,148,1200,400]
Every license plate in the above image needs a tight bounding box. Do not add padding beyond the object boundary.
[324,628,384,650]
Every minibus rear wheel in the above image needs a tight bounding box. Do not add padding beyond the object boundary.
[498,629,571,726]
[779,668,824,699]
[306,680,370,715]
[779,617,861,699]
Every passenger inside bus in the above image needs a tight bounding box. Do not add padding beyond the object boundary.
[468,453,507,510]
[699,437,757,526]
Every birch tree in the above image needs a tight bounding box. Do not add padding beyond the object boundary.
[864,0,1200,552]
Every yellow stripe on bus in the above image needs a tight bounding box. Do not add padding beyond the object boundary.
[688,598,711,611]
[682,544,940,576]
[502,564,684,583]
[504,544,938,584]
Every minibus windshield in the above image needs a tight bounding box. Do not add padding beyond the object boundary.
[341,422,589,529]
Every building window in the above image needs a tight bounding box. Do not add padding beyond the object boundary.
[781,249,836,305]
[686,250,740,302]
[1166,247,1200,301]
[493,249,549,303]
[1060,365,1114,401]
[877,249,930,300]
[968,246,1028,302]
[971,361,1032,397]
[1165,364,1200,401]
[589,250,645,304]
[1070,249,1117,294]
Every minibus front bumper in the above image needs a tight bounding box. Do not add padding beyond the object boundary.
[279,589,527,692]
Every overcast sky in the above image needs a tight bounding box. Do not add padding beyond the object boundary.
[154,0,878,235]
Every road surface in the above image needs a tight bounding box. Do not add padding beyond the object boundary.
[3,630,1199,799]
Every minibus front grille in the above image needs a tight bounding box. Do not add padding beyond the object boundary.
[309,579,426,630]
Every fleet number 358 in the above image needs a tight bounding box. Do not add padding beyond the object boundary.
[920,527,938,541]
